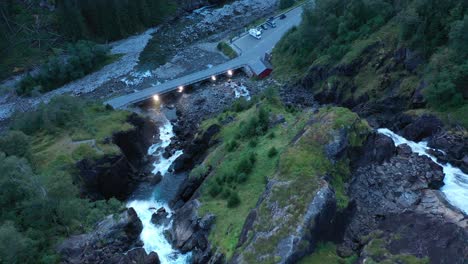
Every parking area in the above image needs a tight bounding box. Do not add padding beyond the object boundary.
[232,7,303,55]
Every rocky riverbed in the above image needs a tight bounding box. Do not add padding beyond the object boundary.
[0,0,279,124]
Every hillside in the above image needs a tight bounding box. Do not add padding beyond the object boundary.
[273,0,467,128]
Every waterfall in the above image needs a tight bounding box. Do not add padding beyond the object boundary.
[127,116,190,264]
[378,128,468,214]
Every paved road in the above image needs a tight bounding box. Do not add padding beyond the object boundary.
[106,6,303,109]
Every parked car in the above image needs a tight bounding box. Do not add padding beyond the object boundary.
[266,20,276,28]
[280,14,286,19]
[261,24,268,30]
[249,28,261,39]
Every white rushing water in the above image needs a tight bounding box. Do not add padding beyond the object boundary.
[378,128,468,214]
[127,118,190,264]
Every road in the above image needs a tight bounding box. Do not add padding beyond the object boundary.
[105,6,303,109]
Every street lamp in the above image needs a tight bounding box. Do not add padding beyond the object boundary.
[178,86,184,93]
[227,70,233,77]
[211,75,217,81]
[153,94,160,101]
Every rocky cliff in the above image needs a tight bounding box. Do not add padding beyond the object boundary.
[77,113,158,201]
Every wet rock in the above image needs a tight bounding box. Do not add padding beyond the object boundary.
[462,155,468,174]
[168,200,214,255]
[352,133,396,169]
[173,124,220,173]
[341,148,453,254]
[146,252,161,264]
[401,114,443,141]
[149,172,163,185]
[396,144,412,157]
[199,213,215,230]
[58,208,145,264]
[113,113,158,167]
[428,131,468,173]
[359,212,467,264]
[151,207,170,226]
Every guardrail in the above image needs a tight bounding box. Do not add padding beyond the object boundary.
[120,64,248,107]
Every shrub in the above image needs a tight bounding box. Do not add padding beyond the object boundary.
[12,95,85,135]
[237,156,254,174]
[221,187,232,199]
[232,98,251,112]
[268,147,278,157]
[249,139,258,148]
[268,132,276,139]
[0,131,31,159]
[225,140,238,152]
[249,152,257,164]
[217,41,238,59]
[190,164,209,179]
[279,0,295,10]
[237,172,248,183]
[227,191,241,208]
[239,106,270,138]
[18,41,109,95]
[208,181,222,197]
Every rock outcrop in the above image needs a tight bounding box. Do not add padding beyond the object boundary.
[166,200,218,263]
[77,114,157,201]
[58,208,157,264]
[339,137,468,263]
[232,180,336,264]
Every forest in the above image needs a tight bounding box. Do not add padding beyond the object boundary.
[0,0,176,80]
[273,0,467,123]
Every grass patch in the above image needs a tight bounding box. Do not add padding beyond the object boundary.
[199,99,310,259]
[298,242,357,264]
[217,42,238,59]
[29,102,132,173]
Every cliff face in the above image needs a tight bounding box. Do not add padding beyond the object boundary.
[77,113,158,201]
[231,108,369,263]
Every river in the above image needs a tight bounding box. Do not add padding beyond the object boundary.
[378,128,468,214]
[126,114,191,264]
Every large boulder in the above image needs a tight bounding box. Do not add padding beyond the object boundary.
[173,124,220,173]
[58,208,147,264]
[401,114,443,141]
[166,200,217,263]
[351,132,396,169]
[428,131,468,173]
[151,207,170,226]
[340,144,468,262]
[359,212,467,264]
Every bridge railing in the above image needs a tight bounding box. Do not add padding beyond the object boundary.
[118,63,249,107]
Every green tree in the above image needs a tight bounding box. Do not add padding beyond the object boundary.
[0,131,31,159]
[0,221,35,264]
[449,15,468,57]
[280,0,295,10]
[0,153,39,218]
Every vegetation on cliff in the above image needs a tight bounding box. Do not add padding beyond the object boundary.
[197,88,310,258]
[0,96,133,262]
[273,0,467,127]
[195,86,369,261]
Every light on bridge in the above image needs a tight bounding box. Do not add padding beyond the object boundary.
[178,86,184,93]
[153,94,160,101]
[211,75,217,81]
[227,70,233,77]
